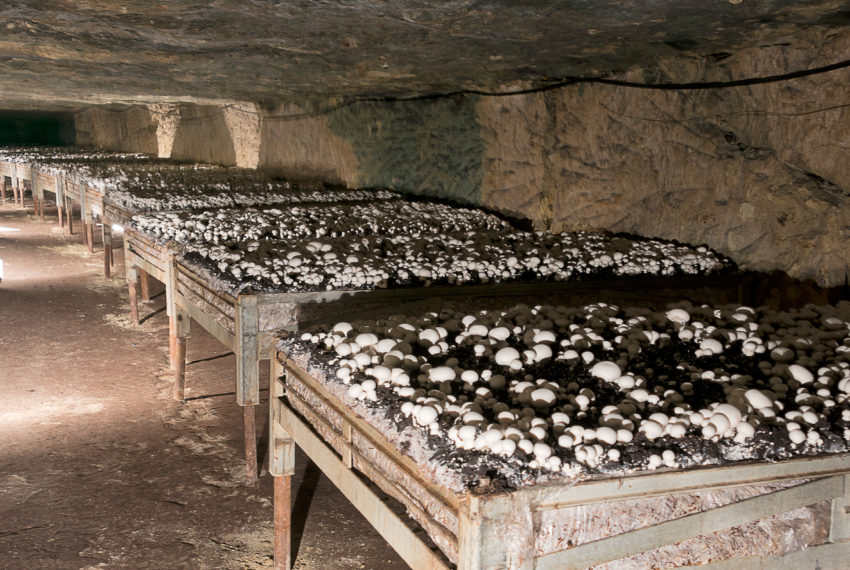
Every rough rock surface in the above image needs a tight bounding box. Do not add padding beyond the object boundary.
[32,6,850,287]
[1,1,849,107]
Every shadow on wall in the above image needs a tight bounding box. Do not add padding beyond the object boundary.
[0,111,75,146]
[327,96,485,204]
[170,105,236,166]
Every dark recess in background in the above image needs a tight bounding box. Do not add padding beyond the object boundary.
[0,111,75,145]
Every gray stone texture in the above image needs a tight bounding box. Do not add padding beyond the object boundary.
[60,8,850,287]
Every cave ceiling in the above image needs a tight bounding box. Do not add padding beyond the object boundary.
[0,1,849,111]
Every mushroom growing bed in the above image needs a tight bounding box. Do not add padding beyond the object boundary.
[280,301,850,489]
[273,300,850,567]
[151,203,734,296]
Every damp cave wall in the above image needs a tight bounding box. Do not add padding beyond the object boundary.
[73,32,850,288]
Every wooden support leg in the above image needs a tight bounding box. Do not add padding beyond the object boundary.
[57,203,64,228]
[274,475,292,570]
[86,222,94,253]
[13,182,19,207]
[236,296,261,483]
[175,337,187,400]
[172,307,190,400]
[128,280,140,325]
[140,269,150,301]
[65,199,73,235]
[169,316,177,371]
[270,358,296,570]
[125,243,139,325]
[38,196,45,222]
[1,180,6,202]
[244,404,258,484]
[102,222,113,278]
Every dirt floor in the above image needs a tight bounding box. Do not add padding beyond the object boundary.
[0,202,406,569]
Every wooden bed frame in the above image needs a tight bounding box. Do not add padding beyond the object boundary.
[0,160,30,208]
[120,225,750,485]
[270,354,850,569]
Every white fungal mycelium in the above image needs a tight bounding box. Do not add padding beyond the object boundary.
[132,201,735,295]
[280,300,850,487]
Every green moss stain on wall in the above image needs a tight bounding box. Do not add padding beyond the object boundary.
[327,95,484,204]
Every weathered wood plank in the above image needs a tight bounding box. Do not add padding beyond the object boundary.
[535,476,845,570]
[698,539,850,569]
[830,474,850,542]
[529,454,850,510]
[236,295,260,406]
[278,402,450,570]
[269,359,295,477]
[273,474,292,570]
[284,358,460,512]
[175,291,236,349]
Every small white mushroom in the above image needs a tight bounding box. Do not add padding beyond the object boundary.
[488,327,511,341]
[429,366,457,382]
[745,389,773,411]
[355,333,379,347]
[530,387,556,407]
[415,405,439,426]
[699,338,723,355]
[590,361,621,382]
[595,426,618,445]
[494,347,521,367]
[788,364,814,384]
[641,420,664,439]
[666,309,690,323]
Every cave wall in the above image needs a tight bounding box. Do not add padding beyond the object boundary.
[76,103,261,168]
[74,106,158,154]
[73,29,850,287]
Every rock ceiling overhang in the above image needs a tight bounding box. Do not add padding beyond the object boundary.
[0,0,848,110]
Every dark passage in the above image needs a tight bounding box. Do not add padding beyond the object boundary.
[0,111,75,146]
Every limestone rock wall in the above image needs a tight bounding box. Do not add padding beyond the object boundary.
[77,103,263,168]
[71,30,850,287]
[147,103,180,159]
[74,106,158,154]
[169,105,237,166]
[541,79,849,287]
[258,103,359,185]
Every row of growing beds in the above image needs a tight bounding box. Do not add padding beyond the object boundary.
[3,147,849,569]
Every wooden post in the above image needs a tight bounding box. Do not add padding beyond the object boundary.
[173,305,190,400]
[65,197,73,235]
[102,218,113,278]
[244,404,258,484]
[1,177,6,202]
[124,240,140,325]
[139,268,150,301]
[165,256,177,343]
[274,475,292,570]
[128,279,140,325]
[271,356,295,570]
[33,170,45,222]
[55,178,64,227]
[457,494,534,570]
[169,316,177,370]
[830,474,850,543]
[80,189,92,250]
[86,221,94,253]
[11,164,18,207]
[237,295,260,482]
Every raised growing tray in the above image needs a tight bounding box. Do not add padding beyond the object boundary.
[270,353,850,569]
